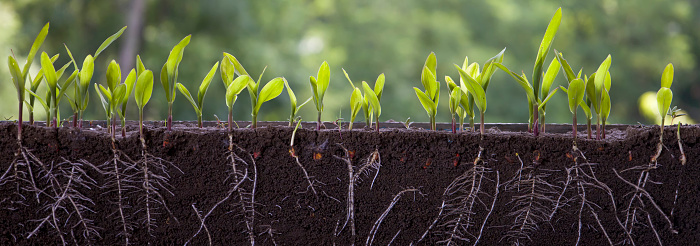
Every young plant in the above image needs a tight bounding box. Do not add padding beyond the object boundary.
[445,57,476,132]
[653,63,674,161]
[343,69,385,130]
[221,58,251,131]
[9,22,48,132]
[95,60,127,139]
[64,26,126,127]
[248,76,285,128]
[176,61,219,128]
[134,70,154,146]
[116,69,136,137]
[444,76,462,133]
[496,8,561,135]
[454,48,506,135]
[414,52,440,130]
[160,35,191,131]
[585,55,612,139]
[554,51,586,140]
[284,79,312,127]
[39,52,76,127]
[309,61,331,130]
[362,80,382,132]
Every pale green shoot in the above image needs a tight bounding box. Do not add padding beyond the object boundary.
[160,35,191,131]
[176,61,219,128]
[309,61,331,130]
[134,70,154,143]
[225,75,251,131]
[284,79,312,127]
[414,52,440,130]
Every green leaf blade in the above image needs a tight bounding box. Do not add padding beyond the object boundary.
[661,63,674,88]
[656,87,673,119]
[95,26,127,58]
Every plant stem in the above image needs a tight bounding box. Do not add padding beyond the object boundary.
[469,117,474,132]
[541,112,546,133]
[602,120,606,139]
[317,110,322,130]
[73,112,78,128]
[167,103,173,131]
[430,116,436,131]
[17,98,22,141]
[480,111,485,135]
[252,113,258,129]
[139,110,144,145]
[78,111,83,128]
[572,111,577,141]
[596,117,601,140]
[375,114,379,133]
[348,121,354,130]
[197,114,203,128]
[228,107,233,132]
[532,103,539,136]
[451,116,456,134]
[29,108,34,125]
[587,118,592,139]
[458,114,464,133]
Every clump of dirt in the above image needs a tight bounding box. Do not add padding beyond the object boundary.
[0,121,697,245]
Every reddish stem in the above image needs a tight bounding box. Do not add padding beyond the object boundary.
[17,99,22,141]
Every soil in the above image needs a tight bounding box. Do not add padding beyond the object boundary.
[0,121,697,245]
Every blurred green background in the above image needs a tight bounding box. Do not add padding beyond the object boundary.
[1,0,699,125]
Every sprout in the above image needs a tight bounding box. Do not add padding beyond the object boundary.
[176,61,219,128]
[116,69,136,137]
[10,22,49,132]
[39,52,76,127]
[657,63,674,138]
[343,69,384,131]
[160,35,191,131]
[134,70,154,144]
[284,79,312,127]
[555,51,585,140]
[444,76,462,133]
[454,48,506,135]
[64,26,126,128]
[222,68,251,131]
[95,60,127,139]
[362,80,382,132]
[585,55,612,139]
[309,61,331,130]
[414,52,440,130]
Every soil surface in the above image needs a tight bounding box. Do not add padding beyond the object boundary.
[0,121,697,245]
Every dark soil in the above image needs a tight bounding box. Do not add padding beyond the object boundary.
[0,121,697,245]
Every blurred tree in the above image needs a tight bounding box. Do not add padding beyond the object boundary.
[1,0,698,125]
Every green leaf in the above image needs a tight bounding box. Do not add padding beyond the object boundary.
[95,83,110,117]
[480,47,506,90]
[309,76,320,111]
[555,50,576,83]
[375,73,385,101]
[456,64,486,113]
[25,89,48,112]
[223,52,249,76]
[80,55,95,89]
[106,60,121,91]
[421,66,436,99]
[255,77,285,111]
[316,61,331,102]
[661,63,674,88]
[122,69,137,108]
[136,55,146,77]
[23,22,49,78]
[166,35,191,79]
[594,55,612,101]
[284,79,297,113]
[41,52,58,93]
[64,44,79,73]
[363,81,381,117]
[342,68,356,88]
[532,8,562,101]
[567,78,585,114]
[57,71,77,102]
[580,100,592,119]
[160,63,171,102]
[601,90,611,122]
[656,87,673,119]
[95,26,126,58]
[449,86,462,114]
[350,87,363,122]
[585,74,599,113]
[135,70,154,110]
[112,84,127,108]
[198,62,219,108]
[538,88,558,110]
[424,52,437,78]
[227,75,251,108]
[8,56,24,101]
[541,58,561,98]
[220,55,235,87]
[177,83,199,113]
[495,63,535,103]
[414,87,435,117]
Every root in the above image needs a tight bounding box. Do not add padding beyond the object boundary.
[137,147,183,238]
[289,147,320,197]
[0,144,43,205]
[333,145,382,243]
[502,153,559,245]
[366,188,424,246]
[93,146,139,245]
[27,158,100,244]
[185,170,248,246]
[614,168,677,239]
[226,134,258,246]
[473,171,500,246]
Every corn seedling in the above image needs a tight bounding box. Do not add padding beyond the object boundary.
[444,76,462,133]
[247,73,285,129]
[650,63,674,163]
[221,56,251,131]
[454,48,506,135]
[176,61,219,128]
[309,61,331,130]
[554,51,589,141]
[284,79,312,127]
[343,69,385,131]
[64,26,126,128]
[9,22,48,131]
[496,8,561,135]
[414,52,440,130]
[667,106,687,165]
[95,60,127,139]
[584,55,613,139]
[38,52,76,128]
[160,35,191,131]
[135,69,154,146]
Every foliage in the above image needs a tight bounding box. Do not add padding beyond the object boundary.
[160,35,191,131]
[309,61,331,130]
[414,52,440,130]
[177,61,219,127]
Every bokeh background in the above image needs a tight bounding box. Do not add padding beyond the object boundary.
[1,0,698,125]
